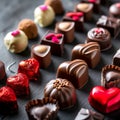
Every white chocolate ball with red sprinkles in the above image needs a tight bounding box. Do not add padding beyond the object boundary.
[4,30,28,53]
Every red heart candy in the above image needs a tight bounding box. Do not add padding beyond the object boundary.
[89,86,120,113]
[45,33,55,40]
[55,34,63,39]
[72,16,79,21]
[66,12,75,17]
[88,0,96,3]
[52,36,60,43]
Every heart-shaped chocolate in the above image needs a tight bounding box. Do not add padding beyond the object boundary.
[7,73,29,96]
[88,86,120,113]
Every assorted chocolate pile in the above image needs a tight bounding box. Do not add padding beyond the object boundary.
[1,0,120,120]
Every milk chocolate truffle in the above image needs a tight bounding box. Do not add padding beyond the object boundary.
[113,48,120,67]
[25,97,59,120]
[101,65,120,88]
[41,31,64,56]
[44,0,64,15]
[75,3,93,21]
[55,22,75,43]
[71,42,100,68]
[63,12,84,32]
[34,5,55,27]
[18,19,38,39]
[0,61,6,82]
[75,108,104,120]
[44,78,77,109]
[96,15,120,37]
[4,30,28,53]
[86,27,111,51]
[109,3,120,18]
[56,59,88,89]
[31,44,51,68]
[81,0,100,13]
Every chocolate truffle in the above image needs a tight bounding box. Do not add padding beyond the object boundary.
[18,19,38,39]
[31,44,51,68]
[88,86,120,113]
[44,78,76,109]
[41,31,64,56]
[86,27,111,51]
[25,97,59,120]
[44,0,64,15]
[4,30,28,53]
[55,21,75,43]
[0,86,18,114]
[113,48,120,67]
[101,65,120,88]
[34,5,55,27]
[81,0,100,13]
[75,108,104,120]
[63,12,84,32]
[75,3,93,21]
[6,73,29,96]
[71,42,101,68]
[18,58,40,81]
[56,59,88,89]
[96,15,120,37]
[0,61,6,82]
[109,3,120,18]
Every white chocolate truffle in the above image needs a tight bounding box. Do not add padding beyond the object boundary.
[34,5,55,27]
[4,30,28,53]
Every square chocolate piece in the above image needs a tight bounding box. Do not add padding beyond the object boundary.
[81,0,100,13]
[62,11,84,32]
[96,15,120,37]
[40,31,64,56]
[75,3,93,21]
[55,21,75,43]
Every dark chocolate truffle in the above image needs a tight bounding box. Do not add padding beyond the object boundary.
[86,27,111,51]
[18,19,38,39]
[56,59,88,89]
[96,15,120,37]
[75,3,93,21]
[109,3,120,18]
[101,65,120,88]
[63,12,84,32]
[0,61,6,82]
[31,44,51,68]
[75,108,104,120]
[44,78,77,109]
[41,31,64,56]
[55,22,75,43]
[44,0,64,15]
[25,97,59,120]
[71,42,101,68]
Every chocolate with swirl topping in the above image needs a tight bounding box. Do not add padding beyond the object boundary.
[56,59,88,89]
[86,27,111,51]
[101,65,120,88]
[71,42,100,68]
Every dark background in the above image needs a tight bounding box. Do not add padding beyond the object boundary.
[0,0,120,120]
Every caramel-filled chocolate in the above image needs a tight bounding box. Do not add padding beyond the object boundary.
[96,15,120,37]
[31,44,51,68]
[55,22,75,43]
[63,12,84,32]
[86,27,111,51]
[44,78,76,109]
[56,59,88,89]
[75,3,93,21]
[71,42,100,68]
[101,65,120,88]
[41,31,64,56]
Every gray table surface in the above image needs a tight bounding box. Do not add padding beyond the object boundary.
[0,0,120,120]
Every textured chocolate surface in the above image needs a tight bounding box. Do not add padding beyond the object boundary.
[71,42,100,68]
[101,65,120,88]
[96,15,120,37]
[86,27,111,51]
[56,59,88,89]
[31,44,51,68]
[44,78,76,109]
